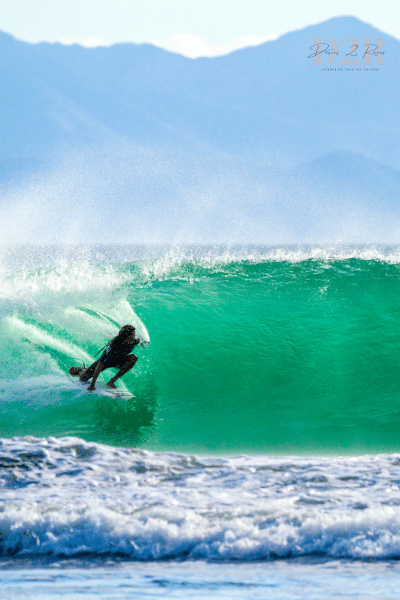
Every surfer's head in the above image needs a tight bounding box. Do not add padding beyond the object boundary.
[119,324,135,339]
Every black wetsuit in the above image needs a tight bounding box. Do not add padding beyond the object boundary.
[85,336,140,379]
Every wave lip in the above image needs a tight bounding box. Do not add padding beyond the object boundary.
[1,436,400,561]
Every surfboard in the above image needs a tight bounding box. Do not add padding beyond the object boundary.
[68,373,135,400]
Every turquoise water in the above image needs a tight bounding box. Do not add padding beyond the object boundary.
[2,245,400,454]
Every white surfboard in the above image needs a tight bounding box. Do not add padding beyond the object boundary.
[68,373,135,400]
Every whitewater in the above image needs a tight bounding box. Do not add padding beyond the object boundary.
[3,434,400,561]
[3,244,400,598]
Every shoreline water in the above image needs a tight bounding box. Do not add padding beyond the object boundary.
[2,557,400,599]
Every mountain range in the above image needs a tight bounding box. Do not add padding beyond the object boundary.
[0,15,398,243]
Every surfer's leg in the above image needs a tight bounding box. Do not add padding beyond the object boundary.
[106,354,138,389]
[79,359,102,382]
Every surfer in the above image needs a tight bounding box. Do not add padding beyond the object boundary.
[69,324,142,391]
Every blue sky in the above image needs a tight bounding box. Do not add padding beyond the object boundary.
[0,0,398,56]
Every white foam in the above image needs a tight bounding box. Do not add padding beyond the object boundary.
[0,256,150,385]
[2,437,400,560]
[2,246,400,298]
[6,316,92,363]
[139,244,400,282]
[0,260,128,304]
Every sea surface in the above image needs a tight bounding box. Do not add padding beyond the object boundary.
[2,244,400,598]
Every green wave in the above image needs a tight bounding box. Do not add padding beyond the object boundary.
[2,249,400,454]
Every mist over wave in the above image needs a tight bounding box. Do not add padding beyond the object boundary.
[1,149,400,245]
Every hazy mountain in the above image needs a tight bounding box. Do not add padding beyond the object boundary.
[0,16,397,166]
[0,15,398,243]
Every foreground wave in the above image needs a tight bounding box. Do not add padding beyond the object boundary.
[2,435,400,561]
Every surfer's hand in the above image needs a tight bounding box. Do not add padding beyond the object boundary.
[87,384,96,392]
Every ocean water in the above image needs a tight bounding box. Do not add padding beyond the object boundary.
[2,244,400,597]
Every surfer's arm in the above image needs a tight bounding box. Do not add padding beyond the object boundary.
[87,360,103,391]
[128,337,147,350]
